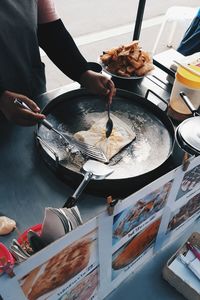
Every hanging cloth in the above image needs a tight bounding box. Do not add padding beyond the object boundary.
[177,8,200,56]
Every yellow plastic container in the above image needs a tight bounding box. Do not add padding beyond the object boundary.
[168,65,200,121]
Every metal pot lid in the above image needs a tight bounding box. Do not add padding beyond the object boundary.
[177,116,200,153]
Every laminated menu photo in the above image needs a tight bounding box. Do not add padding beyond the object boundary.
[0,217,98,300]
[175,164,200,201]
[111,217,161,281]
[112,180,172,246]
[20,228,98,300]
[167,192,200,234]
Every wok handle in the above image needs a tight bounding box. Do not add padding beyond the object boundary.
[64,196,77,209]
[63,171,93,208]
[145,89,169,112]
[36,136,59,165]
[179,91,198,117]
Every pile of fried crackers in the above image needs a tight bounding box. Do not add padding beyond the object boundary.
[100,41,154,77]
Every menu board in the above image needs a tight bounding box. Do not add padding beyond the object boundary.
[155,155,200,251]
[97,166,175,298]
[1,156,200,300]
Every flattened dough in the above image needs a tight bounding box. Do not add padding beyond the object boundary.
[74,114,136,160]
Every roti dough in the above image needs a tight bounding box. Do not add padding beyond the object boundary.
[74,114,136,160]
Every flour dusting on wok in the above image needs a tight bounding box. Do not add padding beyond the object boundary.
[74,114,136,160]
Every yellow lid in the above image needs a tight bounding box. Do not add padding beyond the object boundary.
[176,66,200,89]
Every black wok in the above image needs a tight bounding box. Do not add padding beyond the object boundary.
[36,88,175,197]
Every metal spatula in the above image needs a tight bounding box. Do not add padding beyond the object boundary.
[63,160,114,208]
[14,99,108,163]
[105,100,113,138]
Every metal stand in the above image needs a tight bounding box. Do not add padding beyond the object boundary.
[133,0,176,77]
[133,0,146,40]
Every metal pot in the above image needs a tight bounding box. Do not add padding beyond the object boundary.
[176,92,200,156]
[36,88,175,197]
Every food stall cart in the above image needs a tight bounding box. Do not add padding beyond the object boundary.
[0,1,200,298]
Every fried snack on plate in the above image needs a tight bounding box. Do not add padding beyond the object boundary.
[100,41,154,77]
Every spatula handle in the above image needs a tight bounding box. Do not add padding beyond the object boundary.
[64,196,77,208]
[14,98,54,129]
[63,171,93,208]
[41,119,53,129]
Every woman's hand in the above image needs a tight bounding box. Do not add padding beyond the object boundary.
[0,91,45,126]
[79,70,116,103]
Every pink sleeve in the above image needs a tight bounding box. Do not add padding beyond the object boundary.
[38,0,59,24]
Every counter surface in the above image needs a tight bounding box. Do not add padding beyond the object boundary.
[0,70,198,300]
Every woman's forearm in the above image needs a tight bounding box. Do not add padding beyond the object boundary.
[37,19,89,82]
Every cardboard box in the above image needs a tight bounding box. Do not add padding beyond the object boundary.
[163,232,200,300]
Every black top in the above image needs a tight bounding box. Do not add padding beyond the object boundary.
[0,0,89,124]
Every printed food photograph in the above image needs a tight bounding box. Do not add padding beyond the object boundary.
[168,192,200,232]
[19,231,97,300]
[112,181,172,244]
[58,267,98,300]
[100,40,154,78]
[112,218,161,279]
[176,165,200,200]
